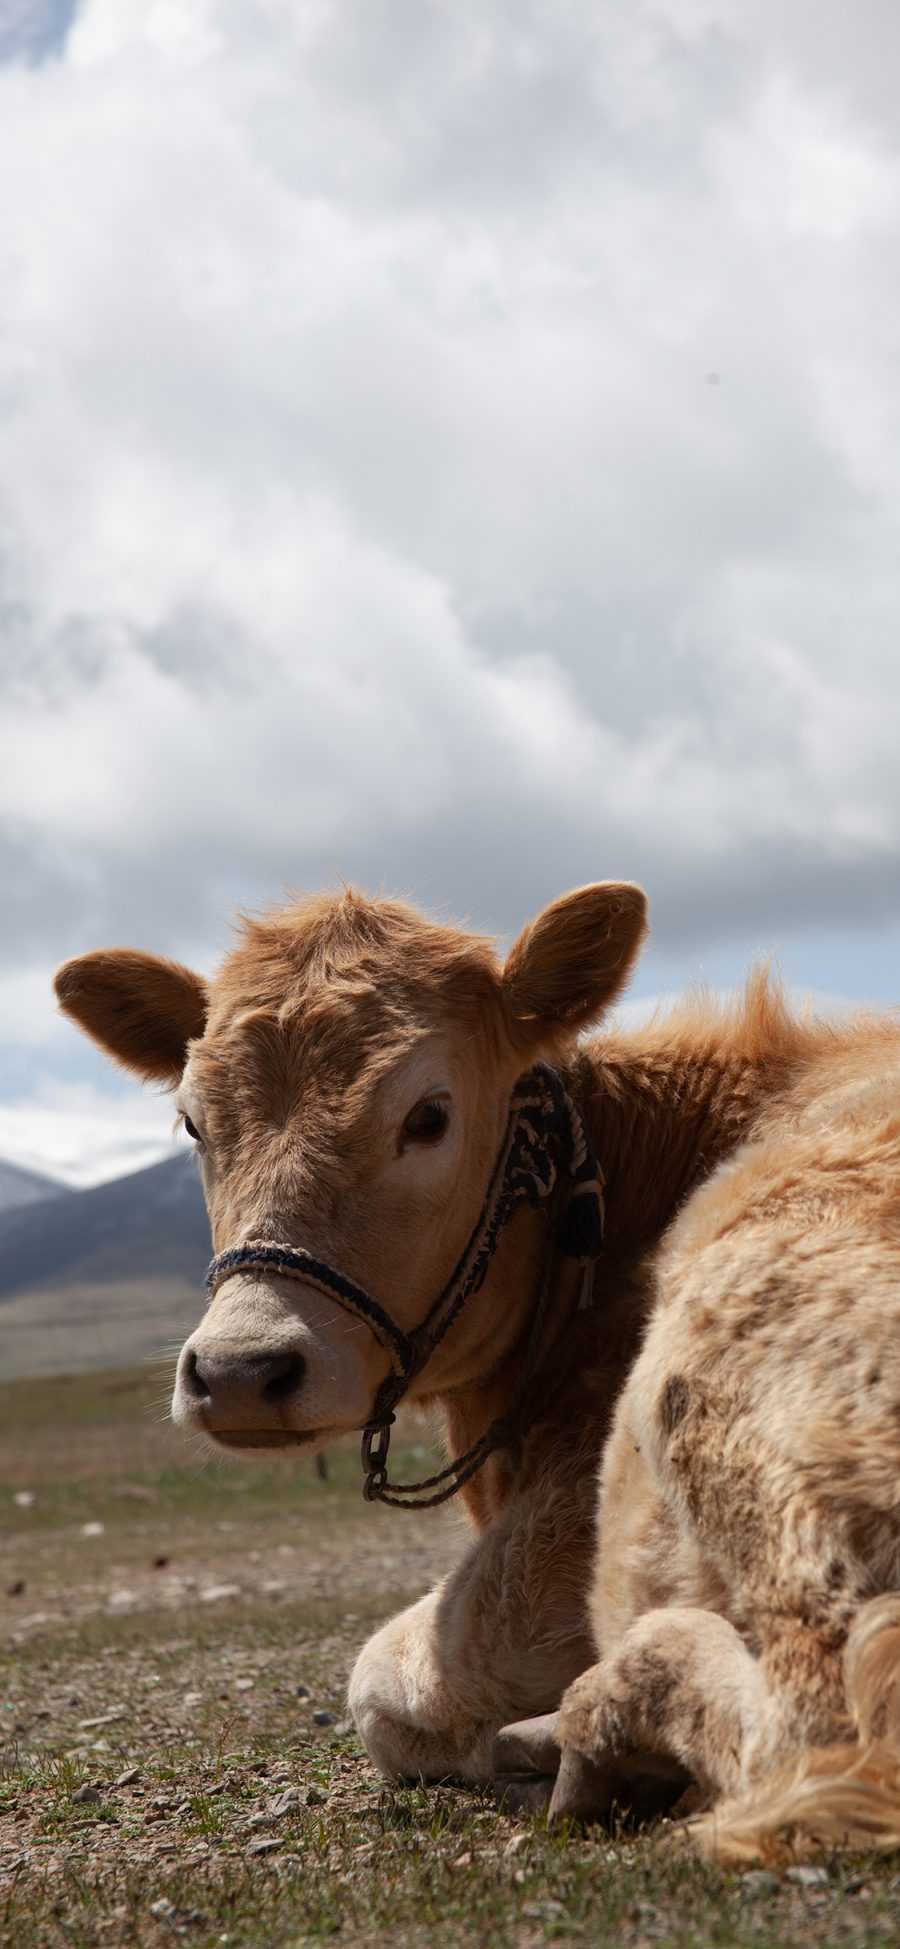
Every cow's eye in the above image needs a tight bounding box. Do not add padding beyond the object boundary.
[183,1114,203,1147]
[402,1098,449,1145]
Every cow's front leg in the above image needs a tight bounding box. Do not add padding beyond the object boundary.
[349,1588,500,1781]
[349,1495,595,1784]
[548,1607,771,1824]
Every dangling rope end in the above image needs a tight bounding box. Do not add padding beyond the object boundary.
[557,1176,605,1261]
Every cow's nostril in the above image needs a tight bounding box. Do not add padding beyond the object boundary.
[182,1349,212,1405]
[180,1347,306,1420]
[262,1352,306,1405]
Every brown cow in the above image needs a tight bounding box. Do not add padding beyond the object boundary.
[53,882,898,1857]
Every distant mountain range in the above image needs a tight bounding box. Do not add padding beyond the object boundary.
[0,1152,212,1382]
[0,1156,65,1216]
[0,1151,211,1299]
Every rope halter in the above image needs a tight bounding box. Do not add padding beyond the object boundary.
[203,1061,604,1507]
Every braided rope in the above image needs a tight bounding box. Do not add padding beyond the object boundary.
[206,1244,415,1376]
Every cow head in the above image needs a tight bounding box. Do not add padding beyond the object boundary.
[54,883,647,1453]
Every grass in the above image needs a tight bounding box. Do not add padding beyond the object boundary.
[0,1278,204,1384]
[2,1363,899,1947]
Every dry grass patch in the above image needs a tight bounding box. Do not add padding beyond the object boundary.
[2,1364,898,1947]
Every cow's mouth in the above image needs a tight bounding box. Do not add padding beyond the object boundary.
[209,1427,336,1452]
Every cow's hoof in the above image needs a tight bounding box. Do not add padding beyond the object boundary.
[548,1743,616,1826]
[549,1745,693,1828]
[493,1714,561,1818]
[493,1773,556,1816]
[492,1712,561,1779]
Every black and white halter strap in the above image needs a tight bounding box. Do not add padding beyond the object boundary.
[204,1061,604,1508]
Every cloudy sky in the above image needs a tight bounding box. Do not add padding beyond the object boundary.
[2,0,900,1182]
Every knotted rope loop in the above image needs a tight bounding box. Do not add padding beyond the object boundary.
[203,1061,604,1507]
[361,1418,394,1473]
[360,1417,394,1498]
[362,1226,556,1509]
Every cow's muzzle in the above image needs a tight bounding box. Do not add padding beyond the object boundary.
[177,1344,307,1434]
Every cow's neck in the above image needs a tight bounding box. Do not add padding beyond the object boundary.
[432,1040,780,1525]
[575,1039,779,1256]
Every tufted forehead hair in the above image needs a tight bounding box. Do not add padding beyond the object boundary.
[207,888,502,1033]
[186,889,508,1154]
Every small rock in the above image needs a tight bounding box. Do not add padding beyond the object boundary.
[247,1812,273,1830]
[152,1555,170,1570]
[108,1590,136,1609]
[294,1683,311,1698]
[72,1785,101,1805]
[13,1491,35,1507]
[201,1584,241,1603]
[81,1521,105,1537]
[247,1837,281,1855]
[786,1864,829,1888]
[741,1870,780,1896]
[504,1832,529,1856]
[312,1709,336,1727]
[182,1692,204,1708]
[452,1850,473,1868]
[5,1579,24,1597]
[149,1898,208,1925]
[272,1789,299,1815]
[304,1786,326,1808]
[234,1677,254,1692]
[116,1767,141,1786]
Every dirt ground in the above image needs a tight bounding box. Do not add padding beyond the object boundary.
[2,1365,899,1948]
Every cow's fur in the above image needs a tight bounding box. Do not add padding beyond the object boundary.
[54,885,900,1860]
[550,1021,900,1861]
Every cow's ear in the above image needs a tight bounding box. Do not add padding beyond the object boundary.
[502,883,647,1041]
[54,949,208,1083]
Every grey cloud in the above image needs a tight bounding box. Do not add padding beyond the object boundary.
[756,0,900,137]
[357,796,900,954]
[226,0,900,228]
[239,3,764,218]
[4,602,899,982]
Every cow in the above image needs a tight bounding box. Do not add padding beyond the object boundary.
[539,1014,900,1861]
[53,881,898,1857]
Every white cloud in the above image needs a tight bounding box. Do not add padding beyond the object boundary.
[1,0,900,1102]
[0,1077,190,1187]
